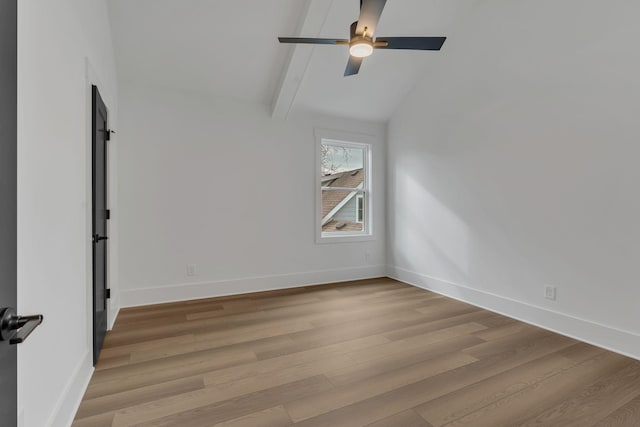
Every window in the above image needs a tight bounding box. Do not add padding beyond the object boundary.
[315,129,373,242]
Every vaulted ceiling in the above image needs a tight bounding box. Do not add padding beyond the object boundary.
[108,0,473,122]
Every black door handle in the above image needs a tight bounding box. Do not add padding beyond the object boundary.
[0,308,43,345]
[93,234,108,243]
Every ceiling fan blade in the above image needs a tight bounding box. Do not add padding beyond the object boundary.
[375,37,446,50]
[278,37,348,45]
[344,56,363,76]
[355,0,387,37]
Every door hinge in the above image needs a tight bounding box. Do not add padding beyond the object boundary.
[105,289,111,299]
[105,209,110,220]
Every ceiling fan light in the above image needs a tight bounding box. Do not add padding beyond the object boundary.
[349,41,373,58]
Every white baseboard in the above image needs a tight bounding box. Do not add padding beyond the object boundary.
[120,265,387,307]
[47,350,94,427]
[387,265,640,361]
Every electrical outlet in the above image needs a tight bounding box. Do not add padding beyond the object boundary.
[187,264,196,276]
[544,285,557,301]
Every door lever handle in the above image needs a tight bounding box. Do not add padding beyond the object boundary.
[0,308,43,345]
[93,234,108,243]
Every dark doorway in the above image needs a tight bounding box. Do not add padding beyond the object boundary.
[0,1,18,423]
[92,85,109,365]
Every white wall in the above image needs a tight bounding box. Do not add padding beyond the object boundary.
[17,1,118,426]
[118,83,386,306]
[387,0,640,358]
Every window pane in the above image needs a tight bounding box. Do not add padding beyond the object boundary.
[321,144,365,189]
[321,167,365,190]
[321,189,365,233]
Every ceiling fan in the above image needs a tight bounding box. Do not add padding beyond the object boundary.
[278,0,446,77]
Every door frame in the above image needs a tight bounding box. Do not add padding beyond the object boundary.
[84,59,118,358]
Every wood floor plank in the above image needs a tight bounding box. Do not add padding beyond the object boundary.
[211,405,292,427]
[308,293,441,328]
[91,346,256,384]
[290,331,580,427]
[71,412,115,427]
[558,341,607,363]
[325,334,484,387]
[128,329,296,364]
[472,321,540,341]
[185,295,322,321]
[473,313,518,328]
[414,352,579,426]
[73,278,640,427]
[415,300,481,320]
[365,409,433,427]
[592,394,640,427]
[84,348,256,400]
[203,334,390,388]
[115,376,334,427]
[94,354,130,371]
[347,322,488,364]
[192,317,314,343]
[440,352,630,427]
[75,376,205,420]
[381,310,496,341]
[202,353,355,399]
[256,313,424,360]
[99,333,196,360]
[518,361,640,427]
[463,327,570,359]
[285,352,477,422]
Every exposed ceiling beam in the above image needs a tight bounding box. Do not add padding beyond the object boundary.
[271,0,334,119]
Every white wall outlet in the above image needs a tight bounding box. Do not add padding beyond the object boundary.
[186,264,197,276]
[544,285,557,301]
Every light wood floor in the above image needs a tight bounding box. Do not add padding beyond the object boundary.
[73,278,640,427]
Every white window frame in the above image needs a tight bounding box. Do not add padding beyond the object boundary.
[315,128,374,244]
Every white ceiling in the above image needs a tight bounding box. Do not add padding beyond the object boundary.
[108,0,473,121]
[107,0,306,104]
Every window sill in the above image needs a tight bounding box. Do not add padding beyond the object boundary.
[316,233,375,244]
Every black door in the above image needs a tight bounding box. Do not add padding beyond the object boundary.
[1,3,43,423]
[92,86,109,365]
[0,1,18,423]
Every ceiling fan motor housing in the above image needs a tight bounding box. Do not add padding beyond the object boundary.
[349,21,374,57]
